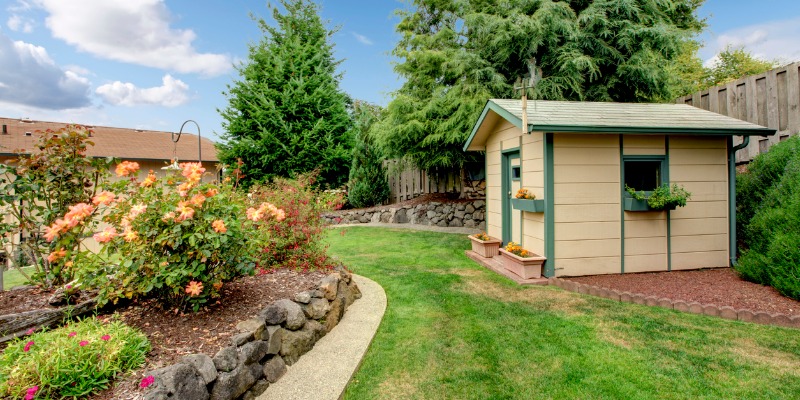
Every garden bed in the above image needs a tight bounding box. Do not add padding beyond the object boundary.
[0,268,324,399]
[564,268,800,316]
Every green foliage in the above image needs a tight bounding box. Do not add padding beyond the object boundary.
[218,0,353,189]
[705,46,778,88]
[0,126,113,288]
[625,183,691,210]
[348,102,391,208]
[73,163,267,311]
[249,172,344,272]
[666,39,708,97]
[736,136,800,299]
[373,0,705,170]
[0,317,149,399]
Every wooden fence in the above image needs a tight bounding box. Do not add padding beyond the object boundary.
[384,160,462,204]
[675,61,800,163]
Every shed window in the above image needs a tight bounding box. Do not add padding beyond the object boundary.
[511,166,521,181]
[624,159,664,192]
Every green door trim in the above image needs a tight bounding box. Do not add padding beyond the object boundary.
[665,136,672,271]
[544,133,555,277]
[619,135,625,274]
[501,148,520,245]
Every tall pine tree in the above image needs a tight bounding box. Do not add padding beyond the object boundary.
[347,101,390,208]
[218,0,353,188]
[372,0,705,171]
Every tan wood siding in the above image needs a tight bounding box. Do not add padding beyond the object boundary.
[485,120,520,240]
[521,132,545,256]
[553,134,621,276]
[669,136,729,270]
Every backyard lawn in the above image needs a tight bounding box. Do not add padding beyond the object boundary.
[326,227,800,400]
[3,266,32,290]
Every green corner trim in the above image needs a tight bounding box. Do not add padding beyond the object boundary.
[666,136,672,272]
[463,101,526,151]
[619,135,625,274]
[544,133,555,277]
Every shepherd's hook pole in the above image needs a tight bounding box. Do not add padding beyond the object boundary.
[177,120,202,163]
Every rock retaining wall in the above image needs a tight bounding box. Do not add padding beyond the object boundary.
[323,200,486,230]
[549,277,800,330]
[143,265,362,400]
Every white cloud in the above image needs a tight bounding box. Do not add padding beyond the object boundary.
[352,32,373,45]
[38,0,231,76]
[0,32,92,109]
[703,17,800,66]
[7,14,34,33]
[96,74,190,107]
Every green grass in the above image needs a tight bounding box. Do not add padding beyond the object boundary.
[326,227,800,400]
[3,266,33,290]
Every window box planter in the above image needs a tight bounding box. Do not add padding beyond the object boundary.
[499,248,546,279]
[623,198,677,212]
[511,198,545,213]
[468,235,502,258]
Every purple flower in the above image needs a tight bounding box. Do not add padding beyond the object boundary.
[101,334,110,341]
[79,340,88,347]
[140,375,155,388]
[24,385,38,400]
[23,341,34,352]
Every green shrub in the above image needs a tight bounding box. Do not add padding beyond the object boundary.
[347,102,390,208]
[0,317,149,399]
[736,136,800,300]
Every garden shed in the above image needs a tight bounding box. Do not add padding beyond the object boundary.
[464,99,775,278]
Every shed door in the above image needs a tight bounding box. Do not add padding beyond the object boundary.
[502,151,522,245]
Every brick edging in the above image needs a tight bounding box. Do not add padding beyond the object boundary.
[547,277,800,330]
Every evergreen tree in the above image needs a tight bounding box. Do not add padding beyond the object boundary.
[347,102,391,208]
[373,0,705,170]
[218,0,353,188]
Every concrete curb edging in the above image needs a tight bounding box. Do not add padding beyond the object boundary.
[548,277,800,330]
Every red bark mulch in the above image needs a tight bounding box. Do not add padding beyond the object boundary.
[565,268,800,316]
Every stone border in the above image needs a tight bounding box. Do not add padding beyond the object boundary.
[143,265,362,400]
[322,200,486,230]
[548,277,800,330]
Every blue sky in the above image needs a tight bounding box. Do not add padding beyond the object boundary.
[1,1,799,143]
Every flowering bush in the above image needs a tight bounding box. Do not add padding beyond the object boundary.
[504,242,531,257]
[0,317,149,399]
[67,162,274,310]
[474,232,491,241]
[515,188,535,199]
[0,126,113,288]
[249,172,344,272]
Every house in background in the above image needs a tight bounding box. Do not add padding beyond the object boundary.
[0,117,219,179]
[464,99,775,278]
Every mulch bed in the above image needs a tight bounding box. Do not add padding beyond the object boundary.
[0,268,324,399]
[565,268,800,316]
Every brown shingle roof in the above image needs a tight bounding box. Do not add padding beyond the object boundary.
[0,117,219,162]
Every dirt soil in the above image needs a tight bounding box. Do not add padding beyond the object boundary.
[0,268,324,399]
[565,268,800,316]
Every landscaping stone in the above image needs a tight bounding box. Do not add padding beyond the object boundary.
[645,296,659,307]
[231,331,254,347]
[719,306,737,320]
[753,312,773,325]
[673,300,689,312]
[265,325,283,355]
[261,302,288,325]
[181,354,218,385]
[318,275,340,301]
[790,315,800,329]
[772,313,793,328]
[280,328,315,365]
[240,340,270,364]
[243,380,270,400]
[324,297,346,332]
[738,309,756,323]
[270,299,305,330]
[632,294,647,305]
[687,302,704,314]
[607,290,622,302]
[294,291,312,304]
[302,298,331,320]
[263,355,287,383]
[210,364,257,400]
[213,346,239,373]
[702,304,720,317]
[236,318,265,335]
[620,292,634,303]
[393,208,408,223]
[657,298,673,309]
[146,363,209,400]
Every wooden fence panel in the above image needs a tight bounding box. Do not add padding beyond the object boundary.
[676,61,800,163]
[383,160,462,204]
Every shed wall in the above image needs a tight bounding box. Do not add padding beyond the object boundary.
[485,120,521,241]
[521,132,545,256]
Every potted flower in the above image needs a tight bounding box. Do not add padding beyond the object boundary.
[624,184,692,211]
[468,232,502,258]
[498,242,546,279]
[511,188,545,212]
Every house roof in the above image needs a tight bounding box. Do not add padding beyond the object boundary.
[0,117,219,162]
[464,99,777,151]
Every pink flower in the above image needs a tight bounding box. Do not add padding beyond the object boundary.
[115,161,140,177]
[68,331,77,337]
[79,340,88,347]
[93,226,118,243]
[101,334,110,341]
[25,328,34,335]
[24,386,38,400]
[23,340,33,352]
[212,219,227,233]
[91,191,116,206]
[140,375,155,388]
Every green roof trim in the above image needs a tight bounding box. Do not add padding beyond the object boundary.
[464,99,777,151]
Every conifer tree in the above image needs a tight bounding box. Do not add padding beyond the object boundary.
[218,0,353,188]
[347,102,390,208]
[373,0,705,171]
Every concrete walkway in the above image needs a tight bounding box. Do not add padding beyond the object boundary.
[258,274,387,400]
[332,222,481,235]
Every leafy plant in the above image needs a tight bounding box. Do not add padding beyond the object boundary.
[347,101,390,208]
[504,242,530,257]
[473,232,491,241]
[515,188,535,200]
[0,317,149,399]
[0,126,113,288]
[626,184,691,210]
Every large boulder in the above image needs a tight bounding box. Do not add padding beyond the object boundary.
[280,328,315,365]
[181,354,218,385]
[262,355,287,383]
[144,363,209,400]
[301,298,331,320]
[209,364,258,400]
[318,275,340,301]
[213,347,238,373]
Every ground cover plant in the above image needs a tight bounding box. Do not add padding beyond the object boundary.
[736,135,800,300]
[0,317,149,399]
[326,227,800,399]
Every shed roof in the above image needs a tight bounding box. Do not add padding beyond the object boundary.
[464,99,777,151]
[0,117,218,162]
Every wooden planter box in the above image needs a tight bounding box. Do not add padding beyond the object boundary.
[623,198,677,212]
[469,235,502,258]
[499,248,546,279]
[511,198,545,213]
